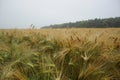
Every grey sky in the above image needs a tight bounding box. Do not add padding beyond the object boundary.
[0,0,120,28]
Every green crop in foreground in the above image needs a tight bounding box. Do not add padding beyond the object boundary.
[0,28,120,80]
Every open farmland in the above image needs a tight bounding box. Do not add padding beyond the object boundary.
[0,28,120,80]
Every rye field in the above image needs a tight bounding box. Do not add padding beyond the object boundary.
[0,28,120,80]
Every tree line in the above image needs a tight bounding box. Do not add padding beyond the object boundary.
[42,17,120,28]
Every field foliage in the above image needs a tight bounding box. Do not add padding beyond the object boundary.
[0,28,120,80]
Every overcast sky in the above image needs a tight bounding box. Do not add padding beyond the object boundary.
[0,0,120,28]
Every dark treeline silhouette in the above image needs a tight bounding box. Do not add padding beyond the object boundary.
[42,17,120,28]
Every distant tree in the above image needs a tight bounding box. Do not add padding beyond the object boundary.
[30,24,35,29]
[42,17,120,28]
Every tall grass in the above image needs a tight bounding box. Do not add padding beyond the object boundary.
[0,28,120,80]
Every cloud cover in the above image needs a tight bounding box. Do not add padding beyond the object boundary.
[0,0,120,28]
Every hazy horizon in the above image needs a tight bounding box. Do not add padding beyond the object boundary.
[0,0,120,29]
